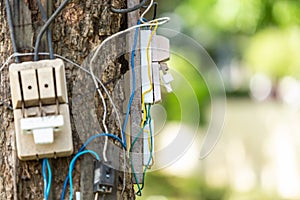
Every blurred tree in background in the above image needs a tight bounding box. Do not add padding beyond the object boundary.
[171,0,300,78]
[141,1,300,200]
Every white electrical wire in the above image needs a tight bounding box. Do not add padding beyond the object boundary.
[0,54,14,72]
[139,0,154,24]
[94,192,98,200]
[89,16,170,76]
[0,52,127,194]
[97,81,109,162]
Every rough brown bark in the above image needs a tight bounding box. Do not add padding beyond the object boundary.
[0,0,135,199]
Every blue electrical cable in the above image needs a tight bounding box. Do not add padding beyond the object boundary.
[42,159,48,199]
[69,150,100,200]
[61,175,69,200]
[61,133,124,200]
[79,133,126,152]
[46,159,52,197]
[122,20,141,148]
[42,158,52,200]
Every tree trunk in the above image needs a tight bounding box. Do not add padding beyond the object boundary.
[0,0,135,199]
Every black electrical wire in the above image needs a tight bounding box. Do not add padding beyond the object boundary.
[142,2,158,20]
[4,0,20,63]
[37,0,55,60]
[151,2,158,20]
[34,0,70,61]
[110,0,148,14]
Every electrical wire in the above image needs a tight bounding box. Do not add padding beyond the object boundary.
[42,159,47,199]
[130,125,145,195]
[140,105,153,191]
[129,105,153,196]
[139,0,153,24]
[61,133,125,200]
[42,158,52,200]
[79,133,126,152]
[122,20,141,150]
[4,0,20,63]
[69,150,100,200]
[141,21,158,126]
[34,0,70,61]
[0,52,128,198]
[89,17,170,147]
[46,159,52,197]
[99,87,109,162]
[37,0,55,59]
[142,2,158,20]
[110,0,149,14]
[94,192,99,200]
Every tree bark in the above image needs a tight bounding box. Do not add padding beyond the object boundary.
[0,0,135,199]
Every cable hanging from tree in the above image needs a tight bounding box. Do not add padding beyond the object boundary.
[110,0,148,13]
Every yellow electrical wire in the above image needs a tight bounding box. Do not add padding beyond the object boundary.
[141,21,159,127]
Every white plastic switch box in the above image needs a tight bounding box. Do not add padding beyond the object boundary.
[37,67,56,104]
[9,59,73,160]
[21,115,64,144]
[162,73,174,93]
[20,69,40,107]
[152,35,170,62]
[152,62,161,103]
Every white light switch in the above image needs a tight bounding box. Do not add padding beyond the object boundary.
[9,59,73,160]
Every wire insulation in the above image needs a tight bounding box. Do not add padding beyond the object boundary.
[0,52,127,200]
[61,133,125,200]
[37,0,55,59]
[139,0,153,23]
[122,20,141,149]
[89,16,169,147]
[110,0,148,13]
[141,21,158,126]
[69,150,100,200]
[42,159,52,200]
[34,0,70,61]
[4,0,20,63]
[130,105,153,196]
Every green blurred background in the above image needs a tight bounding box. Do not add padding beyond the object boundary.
[139,0,300,199]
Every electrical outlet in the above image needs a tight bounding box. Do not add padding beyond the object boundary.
[9,59,73,160]
[93,161,115,194]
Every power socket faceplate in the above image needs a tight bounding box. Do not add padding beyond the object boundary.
[9,59,73,160]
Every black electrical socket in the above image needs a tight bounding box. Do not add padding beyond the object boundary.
[93,161,115,194]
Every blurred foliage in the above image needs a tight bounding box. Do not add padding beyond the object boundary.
[138,173,230,200]
[169,0,300,78]
[138,1,300,199]
[162,53,209,125]
[157,0,300,124]
[245,27,300,78]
